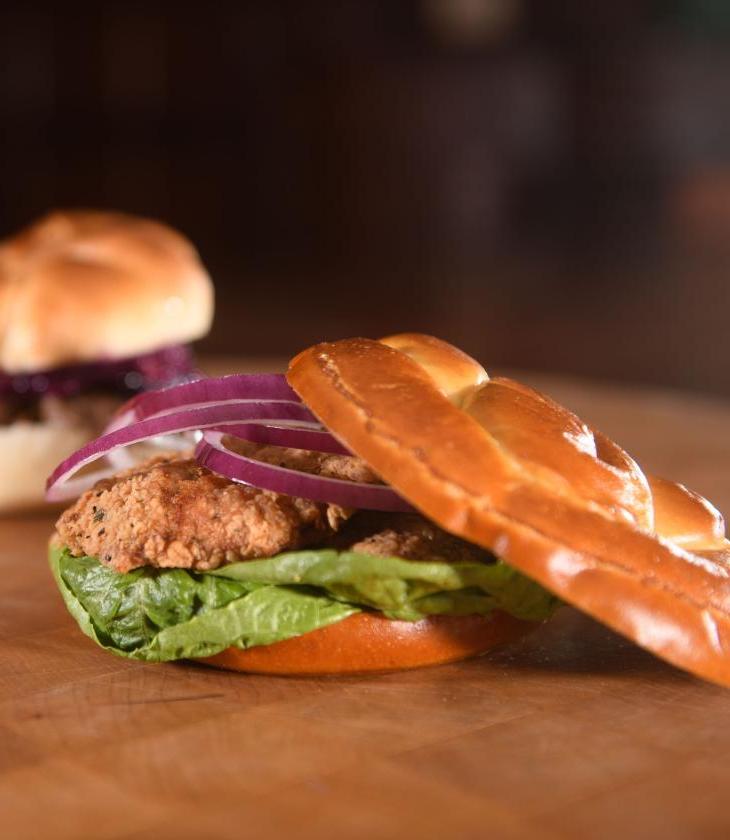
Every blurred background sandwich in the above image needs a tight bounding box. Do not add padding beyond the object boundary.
[0,210,213,511]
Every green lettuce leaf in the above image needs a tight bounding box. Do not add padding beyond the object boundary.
[50,545,558,663]
[209,550,557,622]
[50,547,358,662]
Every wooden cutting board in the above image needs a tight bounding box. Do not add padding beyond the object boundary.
[2,365,730,840]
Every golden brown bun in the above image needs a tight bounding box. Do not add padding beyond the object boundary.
[288,333,730,687]
[0,210,213,373]
[200,611,535,675]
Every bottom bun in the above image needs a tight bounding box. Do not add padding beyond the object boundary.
[0,421,92,514]
[198,610,538,675]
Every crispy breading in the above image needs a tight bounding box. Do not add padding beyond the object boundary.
[55,454,342,573]
[56,445,493,573]
[336,511,496,565]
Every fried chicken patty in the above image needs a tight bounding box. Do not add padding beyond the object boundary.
[56,455,344,573]
[336,511,495,565]
[56,450,495,573]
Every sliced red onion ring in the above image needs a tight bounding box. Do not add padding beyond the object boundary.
[222,423,351,455]
[46,372,410,512]
[46,401,317,502]
[108,373,298,431]
[196,431,414,513]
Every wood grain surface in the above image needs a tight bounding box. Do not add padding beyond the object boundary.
[2,362,730,840]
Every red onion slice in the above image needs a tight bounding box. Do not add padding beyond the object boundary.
[109,373,298,430]
[46,372,412,513]
[196,431,415,513]
[46,401,317,502]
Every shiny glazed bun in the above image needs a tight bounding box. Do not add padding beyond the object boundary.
[0,210,213,373]
[202,611,535,675]
[288,334,730,686]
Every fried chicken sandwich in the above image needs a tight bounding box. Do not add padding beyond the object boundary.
[47,334,730,682]
[0,210,213,511]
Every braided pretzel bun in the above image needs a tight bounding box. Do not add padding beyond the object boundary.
[288,334,730,686]
[0,210,213,373]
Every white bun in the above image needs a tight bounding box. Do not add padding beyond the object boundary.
[0,421,92,513]
[0,210,214,374]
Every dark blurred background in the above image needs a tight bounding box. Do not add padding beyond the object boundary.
[1,1,729,393]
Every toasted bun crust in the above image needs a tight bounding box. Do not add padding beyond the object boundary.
[200,610,535,675]
[0,421,91,513]
[0,210,213,373]
[288,334,730,687]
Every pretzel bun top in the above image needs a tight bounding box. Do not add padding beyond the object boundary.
[288,333,730,687]
[0,210,213,373]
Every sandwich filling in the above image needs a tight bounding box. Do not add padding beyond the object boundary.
[1,344,194,430]
[51,446,558,662]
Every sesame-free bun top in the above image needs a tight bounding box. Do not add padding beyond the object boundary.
[289,333,730,687]
[0,210,214,374]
